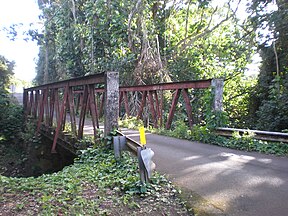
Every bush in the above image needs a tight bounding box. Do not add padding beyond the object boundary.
[0,101,24,143]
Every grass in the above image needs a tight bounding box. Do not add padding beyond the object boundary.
[0,147,192,215]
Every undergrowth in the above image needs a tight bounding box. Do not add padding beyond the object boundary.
[159,124,288,156]
[0,147,191,215]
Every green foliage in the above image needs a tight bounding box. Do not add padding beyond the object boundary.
[247,0,288,131]
[0,100,24,143]
[156,122,288,156]
[74,136,95,150]
[21,118,41,147]
[0,55,14,92]
[119,116,144,129]
[0,54,23,143]
[0,147,187,214]
[28,0,260,129]
[253,75,288,131]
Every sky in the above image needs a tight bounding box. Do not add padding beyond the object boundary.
[0,0,41,82]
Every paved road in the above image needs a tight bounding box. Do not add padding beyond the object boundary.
[121,128,288,216]
[15,90,288,215]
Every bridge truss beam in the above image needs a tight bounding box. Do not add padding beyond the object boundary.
[24,72,119,153]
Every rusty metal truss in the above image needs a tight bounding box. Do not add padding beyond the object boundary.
[24,74,218,153]
[74,79,213,129]
[24,73,106,153]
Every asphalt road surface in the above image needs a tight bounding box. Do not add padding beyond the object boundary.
[122,128,288,216]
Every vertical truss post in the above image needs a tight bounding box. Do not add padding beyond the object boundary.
[54,89,60,125]
[182,88,193,128]
[159,90,164,127]
[123,91,130,116]
[52,85,69,153]
[37,88,48,132]
[26,92,31,115]
[33,90,39,118]
[148,91,158,128]
[88,84,99,138]
[44,89,50,127]
[23,90,28,119]
[78,85,89,139]
[99,92,105,118]
[37,90,42,117]
[68,86,77,137]
[104,71,119,136]
[49,89,55,127]
[153,91,161,124]
[166,89,181,129]
[119,91,123,114]
[137,91,147,119]
[29,91,34,116]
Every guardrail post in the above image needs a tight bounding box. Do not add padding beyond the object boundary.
[104,72,119,137]
[211,79,224,111]
[137,147,155,184]
[113,136,127,159]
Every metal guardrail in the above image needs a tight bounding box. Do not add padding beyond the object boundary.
[215,127,288,143]
[115,130,155,184]
[116,130,142,154]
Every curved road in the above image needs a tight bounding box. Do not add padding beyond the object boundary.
[122,128,288,216]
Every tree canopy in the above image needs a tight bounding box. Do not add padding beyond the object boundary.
[247,0,288,131]
[14,0,286,132]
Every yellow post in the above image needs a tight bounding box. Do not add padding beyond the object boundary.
[139,126,146,146]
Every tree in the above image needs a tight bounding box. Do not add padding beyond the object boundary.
[0,55,14,93]
[247,0,288,131]
[32,0,256,127]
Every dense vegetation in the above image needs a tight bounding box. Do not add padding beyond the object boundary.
[30,0,257,128]
[0,147,191,215]
[247,0,288,131]
[0,55,24,144]
[1,1,288,214]
[0,54,192,215]
[27,0,287,132]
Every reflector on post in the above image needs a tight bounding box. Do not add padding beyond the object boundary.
[140,148,155,178]
[139,126,146,146]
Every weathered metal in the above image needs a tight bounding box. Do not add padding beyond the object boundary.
[119,79,212,92]
[88,84,99,138]
[166,89,181,129]
[148,91,158,128]
[182,88,193,128]
[123,91,130,116]
[78,85,89,139]
[137,91,147,120]
[23,75,218,153]
[52,85,69,153]
[25,73,105,91]
[215,127,288,143]
[23,73,115,153]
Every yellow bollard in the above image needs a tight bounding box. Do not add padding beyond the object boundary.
[139,126,146,146]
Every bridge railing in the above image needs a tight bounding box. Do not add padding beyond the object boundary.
[74,78,223,130]
[23,72,119,153]
[215,127,288,143]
